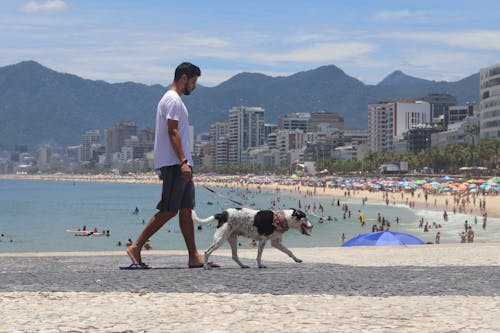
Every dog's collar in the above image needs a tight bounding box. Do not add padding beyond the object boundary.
[272,211,289,233]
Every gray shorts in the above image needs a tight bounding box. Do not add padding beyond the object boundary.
[156,165,195,212]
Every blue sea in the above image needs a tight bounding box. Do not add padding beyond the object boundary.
[1,178,499,253]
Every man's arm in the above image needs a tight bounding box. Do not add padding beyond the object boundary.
[167,119,191,178]
[167,119,185,162]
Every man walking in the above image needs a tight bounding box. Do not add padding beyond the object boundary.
[125,62,217,269]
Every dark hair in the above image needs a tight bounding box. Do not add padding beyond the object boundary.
[174,62,201,81]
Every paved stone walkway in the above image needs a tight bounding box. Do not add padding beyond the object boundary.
[1,253,500,296]
[1,246,500,332]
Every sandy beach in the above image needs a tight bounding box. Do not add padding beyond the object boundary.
[197,179,499,222]
[1,245,500,332]
[2,173,499,219]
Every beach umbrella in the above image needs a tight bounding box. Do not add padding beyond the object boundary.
[422,183,433,190]
[342,230,425,247]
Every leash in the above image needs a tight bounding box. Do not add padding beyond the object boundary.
[202,185,246,207]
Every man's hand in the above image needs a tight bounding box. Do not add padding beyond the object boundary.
[181,163,192,180]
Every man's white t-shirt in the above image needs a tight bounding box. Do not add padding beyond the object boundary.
[153,90,193,169]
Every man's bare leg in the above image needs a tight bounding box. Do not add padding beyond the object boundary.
[127,211,176,265]
[178,208,205,266]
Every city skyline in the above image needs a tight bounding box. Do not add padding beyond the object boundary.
[1,0,499,87]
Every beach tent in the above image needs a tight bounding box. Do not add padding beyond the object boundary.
[342,230,425,247]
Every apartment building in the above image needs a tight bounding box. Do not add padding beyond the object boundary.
[228,106,265,165]
[480,63,500,138]
[368,99,431,152]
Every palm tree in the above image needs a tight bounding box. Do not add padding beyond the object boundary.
[464,124,480,166]
[479,138,500,174]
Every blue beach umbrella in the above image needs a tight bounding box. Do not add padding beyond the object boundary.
[342,230,425,247]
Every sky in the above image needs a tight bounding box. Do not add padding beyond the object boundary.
[1,0,499,87]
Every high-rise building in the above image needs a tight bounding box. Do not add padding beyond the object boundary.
[122,136,154,160]
[278,112,310,132]
[263,123,278,143]
[480,63,500,138]
[270,129,306,165]
[139,128,155,144]
[444,105,475,129]
[308,112,343,133]
[81,129,100,162]
[36,145,52,169]
[105,121,137,166]
[423,93,457,122]
[368,99,431,152]
[404,125,439,153]
[210,122,229,168]
[343,129,368,147]
[367,102,394,152]
[228,106,265,165]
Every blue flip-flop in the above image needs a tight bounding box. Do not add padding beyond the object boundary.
[119,262,150,270]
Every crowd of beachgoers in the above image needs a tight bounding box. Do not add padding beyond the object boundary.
[2,172,498,221]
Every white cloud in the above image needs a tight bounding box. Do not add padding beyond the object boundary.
[183,36,231,48]
[22,0,67,13]
[372,9,428,21]
[382,30,500,51]
[402,48,492,80]
[245,42,376,65]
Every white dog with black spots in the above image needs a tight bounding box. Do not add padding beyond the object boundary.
[192,207,312,269]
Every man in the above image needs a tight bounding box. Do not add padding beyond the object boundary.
[125,62,217,269]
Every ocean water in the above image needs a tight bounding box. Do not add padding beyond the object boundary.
[1,179,499,253]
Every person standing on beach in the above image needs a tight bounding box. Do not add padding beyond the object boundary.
[126,62,215,269]
[435,231,441,244]
[466,226,475,243]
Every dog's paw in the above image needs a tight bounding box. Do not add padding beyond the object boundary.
[241,265,250,269]
[258,265,267,269]
[294,258,303,263]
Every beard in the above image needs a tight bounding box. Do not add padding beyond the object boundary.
[183,86,191,95]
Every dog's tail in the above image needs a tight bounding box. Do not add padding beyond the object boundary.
[191,210,216,225]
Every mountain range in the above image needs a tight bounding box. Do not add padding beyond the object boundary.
[0,61,479,149]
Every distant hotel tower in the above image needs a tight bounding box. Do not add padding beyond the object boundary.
[104,121,137,167]
[228,106,265,165]
[480,63,500,138]
[368,99,431,152]
[210,122,229,168]
[80,129,100,162]
[278,112,310,132]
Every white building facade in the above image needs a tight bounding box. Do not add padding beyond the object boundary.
[480,63,500,138]
[368,100,432,152]
[228,106,265,165]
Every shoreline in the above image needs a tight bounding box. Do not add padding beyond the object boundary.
[2,172,499,219]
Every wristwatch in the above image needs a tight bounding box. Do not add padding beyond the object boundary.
[181,159,188,165]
